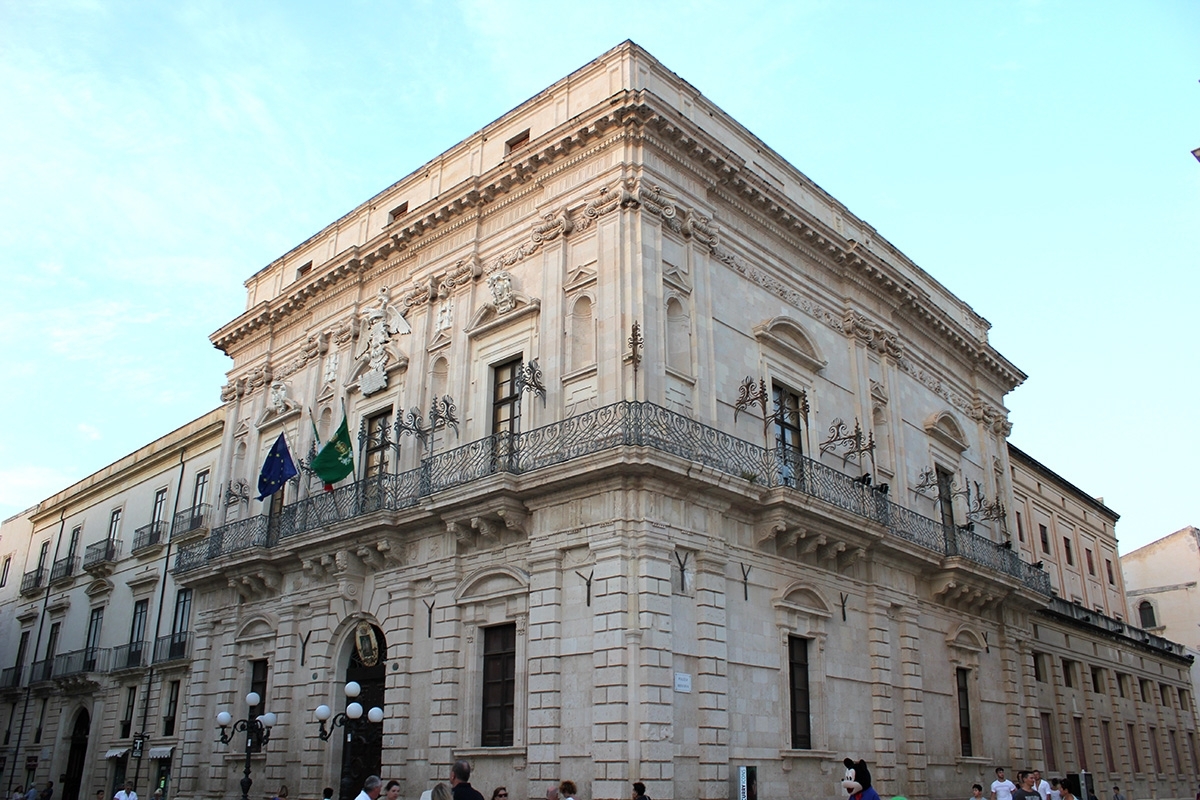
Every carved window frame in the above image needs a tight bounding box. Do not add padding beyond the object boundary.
[774,584,832,759]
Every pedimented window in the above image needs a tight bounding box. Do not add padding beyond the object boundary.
[754,317,826,373]
[925,411,968,453]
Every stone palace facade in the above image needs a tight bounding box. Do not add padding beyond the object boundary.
[1,41,1196,800]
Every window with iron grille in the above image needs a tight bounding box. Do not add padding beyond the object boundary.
[936,466,956,531]
[956,667,973,757]
[248,659,268,752]
[773,384,805,486]
[788,636,811,749]
[481,623,516,747]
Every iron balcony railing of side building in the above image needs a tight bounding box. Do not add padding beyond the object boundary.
[1044,597,1187,658]
[55,647,111,676]
[131,520,169,553]
[83,539,121,569]
[177,400,1051,595]
[153,631,193,663]
[171,503,211,539]
[20,567,46,596]
[49,555,80,584]
[28,658,54,683]
[0,665,22,689]
[109,641,148,671]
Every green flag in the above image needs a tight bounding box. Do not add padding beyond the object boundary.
[310,414,355,490]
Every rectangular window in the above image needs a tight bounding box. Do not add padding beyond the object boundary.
[772,384,806,486]
[1091,666,1105,694]
[1159,683,1171,707]
[1189,732,1198,775]
[13,632,29,671]
[34,698,46,743]
[37,540,50,570]
[1117,673,1128,698]
[1016,511,1025,542]
[192,470,210,508]
[152,488,169,524]
[85,607,104,669]
[1180,688,1190,710]
[1102,720,1115,772]
[788,636,812,749]
[387,202,408,223]
[481,623,516,747]
[935,466,956,531]
[172,589,192,635]
[956,667,973,757]
[162,680,180,736]
[295,261,313,280]
[108,508,122,539]
[1127,723,1142,772]
[1039,524,1051,554]
[129,599,148,645]
[1073,716,1088,770]
[249,659,268,752]
[1062,659,1076,688]
[67,526,81,561]
[1149,726,1162,773]
[364,409,393,478]
[1140,679,1151,703]
[45,622,60,663]
[1106,559,1115,585]
[1168,729,1181,774]
[0,556,9,587]
[1063,537,1074,566]
[504,128,530,154]
[492,358,522,436]
[1086,549,1095,575]
[1041,713,1058,772]
[121,686,137,738]
[1033,652,1045,683]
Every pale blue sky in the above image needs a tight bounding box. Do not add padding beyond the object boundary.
[1,1,1196,554]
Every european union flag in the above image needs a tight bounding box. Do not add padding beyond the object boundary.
[257,433,298,500]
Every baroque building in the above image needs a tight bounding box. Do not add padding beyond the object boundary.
[1121,527,1200,694]
[2,41,1196,800]
[0,410,223,798]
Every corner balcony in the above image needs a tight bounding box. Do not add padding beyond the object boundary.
[20,568,46,597]
[83,539,122,576]
[171,504,211,540]
[49,555,80,585]
[131,520,168,555]
[175,400,1051,599]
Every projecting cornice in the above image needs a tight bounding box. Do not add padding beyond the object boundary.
[211,89,1024,392]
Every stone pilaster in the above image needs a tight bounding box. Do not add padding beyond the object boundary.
[589,535,632,799]
[694,548,729,800]
[896,606,927,799]
[866,595,896,783]
[524,548,563,790]
[998,621,1027,763]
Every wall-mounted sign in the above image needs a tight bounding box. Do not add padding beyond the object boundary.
[673,672,692,693]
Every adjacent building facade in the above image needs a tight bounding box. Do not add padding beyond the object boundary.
[0,410,223,799]
[1122,527,1200,694]
[1,42,1195,800]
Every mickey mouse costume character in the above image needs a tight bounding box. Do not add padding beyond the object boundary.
[842,758,881,800]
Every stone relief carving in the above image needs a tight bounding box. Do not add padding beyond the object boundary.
[487,270,517,314]
[438,257,481,297]
[354,286,412,396]
[434,299,453,336]
[268,380,300,416]
[220,377,247,403]
[322,352,340,385]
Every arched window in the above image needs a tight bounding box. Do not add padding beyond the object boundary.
[1138,600,1157,629]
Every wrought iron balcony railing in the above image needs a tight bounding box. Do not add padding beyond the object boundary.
[54,647,110,676]
[49,556,79,584]
[153,631,192,663]
[171,504,211,539]
[131,520,168,553]
[176,400,1051,596]
[110,641,148,671]
[28,658,53,683]
[20,568,46,596]
[0,665,22,689]
[83,539,121,569]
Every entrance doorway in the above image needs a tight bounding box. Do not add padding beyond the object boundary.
[63,709,90,800]
[338,625,386,800]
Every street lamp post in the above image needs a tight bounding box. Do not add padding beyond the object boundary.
[216,691,277,800]
[314,681,384,741]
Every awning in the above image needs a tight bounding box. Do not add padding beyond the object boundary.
[105,748,129,759]
[148,746,174,759]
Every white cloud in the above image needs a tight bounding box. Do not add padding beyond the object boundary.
[77,423,102,440]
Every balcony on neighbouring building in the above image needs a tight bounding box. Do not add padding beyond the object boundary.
[131,520,168,554]
[49,555,79,584]
[54,647,111,677]
[110,641,148,671]
[171,503,211,539]
[0,665,23,689]
[83,539,122,574]
[28,658,53,683]
[174,400,1052,597]
[20,568,46,596]
[1044,597,1188,658]
[153,631,192,664]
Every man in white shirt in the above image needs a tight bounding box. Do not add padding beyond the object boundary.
[991,768,1016,800]
[354,777,382,800]
[1033,770,1051,800]
[114,783,137,800]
